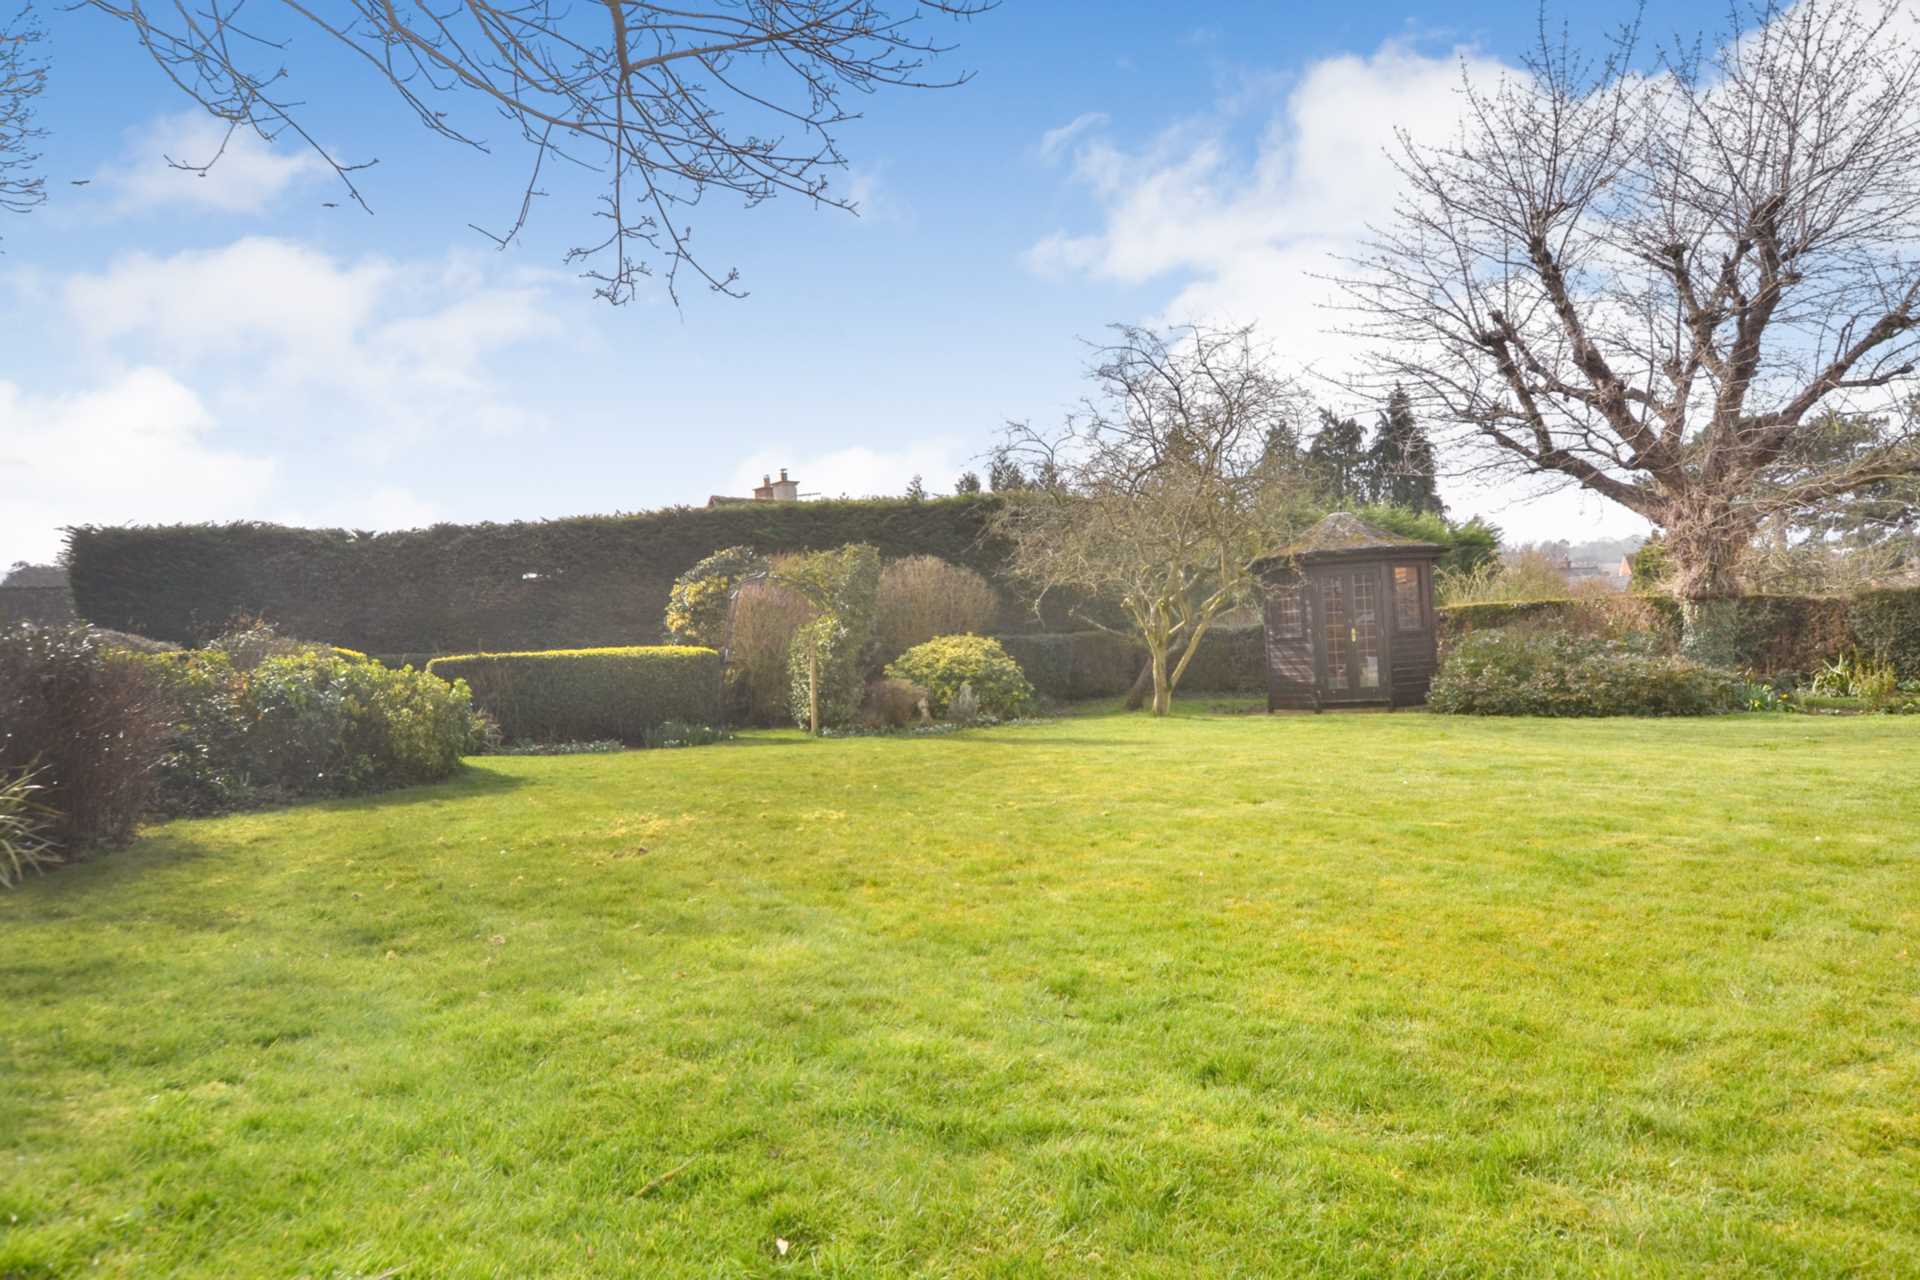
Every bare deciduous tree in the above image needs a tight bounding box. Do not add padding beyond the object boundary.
[994,324,1318,716]
[1340,0,1920,609]
[0,3,46,233]
[78,0,991,303]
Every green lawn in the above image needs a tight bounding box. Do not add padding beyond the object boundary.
[3,705,1918,1278]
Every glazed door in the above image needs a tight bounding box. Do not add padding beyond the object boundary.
[1314,566,1389,701]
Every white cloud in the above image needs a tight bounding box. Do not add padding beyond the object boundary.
[0,237,569,561]
[0,369,277,562]
[844,167,907,226]
[1027,39,1651,541]
[1037,111,1110,161]
[95,111,330,215]
[1029,40,1508,374]
[64,238,562,461]
[729,439,972,501]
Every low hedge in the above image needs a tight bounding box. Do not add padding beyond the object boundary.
[428,645,721,744]
[1438,600,1581,635]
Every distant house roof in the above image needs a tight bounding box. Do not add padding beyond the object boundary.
[1254,512,1445,571]
[705,494,755,508]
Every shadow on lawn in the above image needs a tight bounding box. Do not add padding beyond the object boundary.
[318,763,531,813]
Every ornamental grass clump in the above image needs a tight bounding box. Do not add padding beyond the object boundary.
[872,556,999,665]
[0,768,59,889]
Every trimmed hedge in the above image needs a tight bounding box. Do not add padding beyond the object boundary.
[0,585,76,629]
[427,646,720,744]
[992,631,1138,700]
[66,497,1042,653]
[1850,589,1920,680]
[993,625,1267,700]
[1437,600,1583,634]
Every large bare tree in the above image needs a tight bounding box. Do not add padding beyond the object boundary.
[994,324,1317,716]
[77,1,990,302]
[1341,0,1920,604]
[0,3,45,233]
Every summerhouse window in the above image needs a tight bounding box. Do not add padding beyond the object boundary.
[1273,584,1304,638]
[1392,565,1423,631]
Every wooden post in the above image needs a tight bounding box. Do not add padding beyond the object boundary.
[808,647,820,737]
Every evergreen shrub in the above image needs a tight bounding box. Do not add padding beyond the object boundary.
[885,635,1035,718]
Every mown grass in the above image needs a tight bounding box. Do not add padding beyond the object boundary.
[3,704,1917,1278]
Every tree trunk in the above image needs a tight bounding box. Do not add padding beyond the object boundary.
[1150,645,1171,716]
[1661,493,1758,663]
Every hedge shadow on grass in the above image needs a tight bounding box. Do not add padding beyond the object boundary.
[313,764,531,814]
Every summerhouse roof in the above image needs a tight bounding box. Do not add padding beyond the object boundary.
[1253,512,1445,569]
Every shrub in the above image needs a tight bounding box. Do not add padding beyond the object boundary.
[244,651,475,794]
[428,646,721,744]
[727,574,814,725]
[886,635,1035,719]
[0,625,169,851]
[781,545,881,732]
[0,767,58,889]
[873,556,1000,666]
[1809,652,1899,704]
[141,643,477,808]
[207,616,320,671]
[1429,631,1743,717]
[139,649,255,815]
[664,545,765,647]
[788,614,869,730]
[860,677,929,729]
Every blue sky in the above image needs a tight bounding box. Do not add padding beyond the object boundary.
[1,0,1737,565]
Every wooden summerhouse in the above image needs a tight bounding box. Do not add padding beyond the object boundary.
[1252,512,1445,711]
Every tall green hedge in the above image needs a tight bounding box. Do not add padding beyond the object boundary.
[1850,589,1920,680]
[993,625,1267,700]
[426,646,720,743]
[67,497,1024,653]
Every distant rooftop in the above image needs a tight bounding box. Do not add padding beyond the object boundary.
[706,467,801,508]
